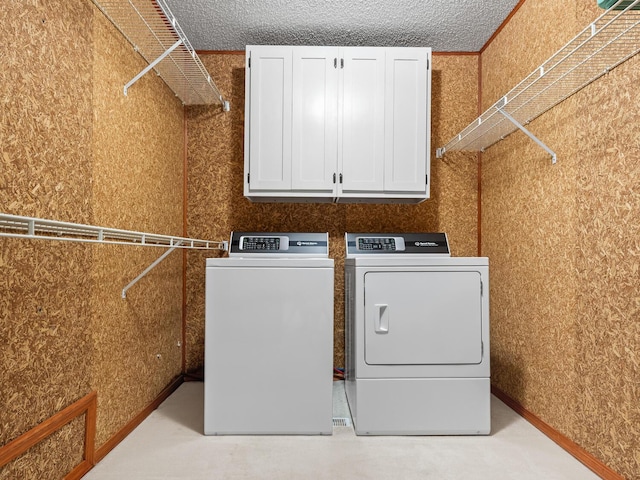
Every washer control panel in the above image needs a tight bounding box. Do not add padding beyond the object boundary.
[346,233,450,257]
[357,236,405,252]
[229,232,329,257]
[240,235,285,251]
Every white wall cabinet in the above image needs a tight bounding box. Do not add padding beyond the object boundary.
[339,47,386,194]
[246,47,292,191]
[244,45,431,203]
[291,47,339,193]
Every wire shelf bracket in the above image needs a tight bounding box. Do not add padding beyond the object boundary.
[124,38,182,96]
[121,242,181,298]
[0,213,228,298]
[496,105,557,164]
[92,0,230,109]
[436,0,640,162]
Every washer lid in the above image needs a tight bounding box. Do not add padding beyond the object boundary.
[228,232,329,258]
[345,232,450,258]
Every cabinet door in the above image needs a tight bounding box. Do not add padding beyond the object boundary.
[384,48,429,193]
[291,47,339,192]
[247,47,292,191]
[341,48,385,192]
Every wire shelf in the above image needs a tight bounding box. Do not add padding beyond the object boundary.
[92,0,229,107]
[436,0,640,158]
[0,214,227,250]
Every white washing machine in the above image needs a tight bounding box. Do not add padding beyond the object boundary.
[204,232,334,435]
[344,233,490,435]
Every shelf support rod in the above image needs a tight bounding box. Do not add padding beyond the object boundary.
[497,108,557,164]
[122,241,182,299]
[124,39,183,96]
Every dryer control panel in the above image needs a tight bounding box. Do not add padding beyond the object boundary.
[229,232,329,257]
[346,233,450,257]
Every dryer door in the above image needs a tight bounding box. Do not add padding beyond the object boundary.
[364,271,483,365]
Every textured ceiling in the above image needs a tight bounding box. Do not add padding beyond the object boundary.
[162,0,521,52]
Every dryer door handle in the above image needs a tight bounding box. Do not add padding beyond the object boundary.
[375,304,389,334]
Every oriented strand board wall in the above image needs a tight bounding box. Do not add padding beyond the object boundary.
[0,1,93,478]
[1,0,185,476]
[573,49,640,479]
[90,9,185,448]
[185,52,479,372]
[481,1,640,477]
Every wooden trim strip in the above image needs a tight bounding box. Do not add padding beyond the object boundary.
[199,50,478,57]
[95,376,184,463]
[0,391,97,472]
[182,107,188,374]
[432,51,478,56]
[65,392,98,479]
[65,457,93,480]
[480,0,528,54]
[477,150,482,256]
[492,386,625,480]
[196,50,246,55]
[477,54,483,257]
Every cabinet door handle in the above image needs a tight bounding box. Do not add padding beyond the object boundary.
[333,173,336,183]
[334,58,337,68]
[340,58,344,69]
[339,173,343,183]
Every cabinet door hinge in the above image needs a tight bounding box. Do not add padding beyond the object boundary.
[340,58,344,69]
[339,173,343,183]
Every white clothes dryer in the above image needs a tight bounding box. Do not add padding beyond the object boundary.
[344,233,490,435]
[204,232,334,435]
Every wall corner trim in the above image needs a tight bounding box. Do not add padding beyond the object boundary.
[480,0,528,54]
[0,391,97,478]
[491,386,625,480]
